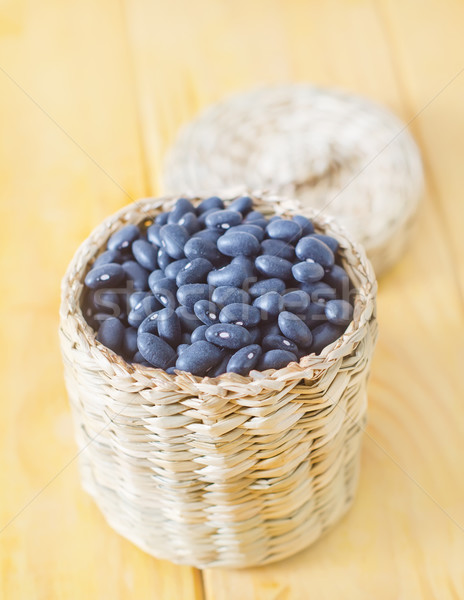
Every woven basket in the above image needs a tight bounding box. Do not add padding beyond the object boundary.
[163,85,424,276]
[59,193,378,568]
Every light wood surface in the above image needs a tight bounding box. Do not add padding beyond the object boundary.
[1,1,463,598]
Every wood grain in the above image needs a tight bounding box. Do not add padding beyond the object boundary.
[1,0,463,598]
[0,1,200,598]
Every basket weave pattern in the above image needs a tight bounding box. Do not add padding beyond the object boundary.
[59,194,378,568]
[163,85,423,275]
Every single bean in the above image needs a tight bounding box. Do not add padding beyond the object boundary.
[227,344,262,375]
[160,224,189,259]
[258,349,297,371]
[137,332,177,369]
[107,224,139,252]
[85,263,125,290]
[205,323,251,349]
[278,311,313,348]
[175,340,223,376]
[295,236,334,268]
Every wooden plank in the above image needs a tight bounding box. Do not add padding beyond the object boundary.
[0,1,200,598]
[375,0,464,299]
[123,0,464,597]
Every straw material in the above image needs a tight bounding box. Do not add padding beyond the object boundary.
[163,85,423,275]
[59,194,378,568]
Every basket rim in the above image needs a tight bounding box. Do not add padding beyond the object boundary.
[59,192,377,389]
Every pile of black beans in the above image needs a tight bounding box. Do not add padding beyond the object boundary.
[83,196,354,377]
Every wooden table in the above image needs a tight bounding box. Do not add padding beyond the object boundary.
[1,1,463,598]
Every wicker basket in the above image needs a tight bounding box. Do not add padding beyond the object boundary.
[59,193,378,568]
[163,85,424,276]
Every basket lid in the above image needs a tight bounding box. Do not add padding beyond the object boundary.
[162,85,423,275]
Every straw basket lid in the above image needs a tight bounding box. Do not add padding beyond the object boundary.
[163,85,424,275]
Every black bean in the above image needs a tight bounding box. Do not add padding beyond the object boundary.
[85,263,125,289]
[96,317,125,353]
[107,224,139,252]
[207,263,248,287]
[211,286,250,307]
[128,295,161,327]
[258,349,297,371]
[194,300,220,326]
[324,264,351,296]
[129,290,151,310]
[164,258,189,280]
[175,305,203,332]
[292,261,325,283]
[146,223,162,246]
[217,231,260,257]
[184,237,221,263]
[324,299,353,326]
[91,289,123,315]
[123,327,138,358]
[260,239,295,261]
[282,290,310,314]
[266,219,302,243]
[190,324,209,343]
[248,326,261,344]
[197,208,217,227]
[138,310,160,334]
[227,344,262,375]
[155,211,169,226]
[245,217,267,228]
[209,353,232,377]
[205,209,242,231]
[231,256,256,278]
[253,291,284,319]
[292,215,314,236]
[311,233,339,253]
[175,340,223,376]
[150,277,178,308]
[148,269,165,293]
[248,278,286,298]
[255,255,293,280]
[167,198,196,223]
[177,343,190,355]
[192,229,222,244]
[133,351,147,365]
[132,239,158,271]
[205,323,251,349]
[180,332,192,344]
[157,247,172,271]
[299,282,337,302]
[226,224,265,242]
[122,260,149,291]
[244,210,265,223]
[310,322,345,354]
[278,311,313,348]
[219,303,261,327]
[93,249,122,268]
[157,307,182,347]
[196,196,224,215]
[137,332,176,369]
[160,224,189,259]
[177,283,212,310]
[91,311,119,330]
[295,236,334,268]
[304,301,327,328]
[227,196,253,215]
[262,334,298,354]
[177,212,200,234]
[176,258,213,286]
[261,321,281,338]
